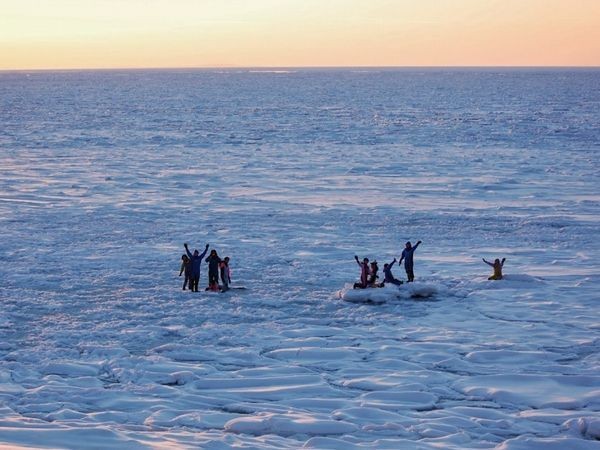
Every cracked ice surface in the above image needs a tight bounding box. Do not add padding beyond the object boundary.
[0,69,599,449]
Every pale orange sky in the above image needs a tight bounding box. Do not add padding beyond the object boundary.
[1,0,599,70]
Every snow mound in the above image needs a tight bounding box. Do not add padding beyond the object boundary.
[453,374,600,409]
[225,412,358,436]
[337,282,441,303]
[564,417,600,440]
[497,436,600,450]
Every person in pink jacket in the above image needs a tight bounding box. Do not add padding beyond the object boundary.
[353,255,370,289]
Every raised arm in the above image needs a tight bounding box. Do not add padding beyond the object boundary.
[355,255,361,267]
[413,240,422,251]
[482,258,494,267]
[501,258,506,267]
[184,243,193,259]
[199,244,209,260]
[389,258,397,269]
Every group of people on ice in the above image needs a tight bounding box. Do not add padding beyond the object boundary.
[353,240,506,289]
[354,240,422,289]
[177,239,507,293]
[179,243,231,292]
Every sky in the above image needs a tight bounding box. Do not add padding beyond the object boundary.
[1,0,599,70]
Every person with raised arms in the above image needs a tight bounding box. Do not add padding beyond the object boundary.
[383,258,403,286]
[184,242,209,292]
[483,257,506,280]
[353,255,370,289]
[399,240,422,282]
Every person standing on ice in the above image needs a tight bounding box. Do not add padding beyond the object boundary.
[205,249,222,291]
[483,257,506,280]
[353,255,370,289]
[179,254,192,290]
[220,257,231,292]
[399,240,422,282]
[383,258,403,286]
[184,243,209,292]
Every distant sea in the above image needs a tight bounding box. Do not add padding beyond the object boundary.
[1,68,598,152]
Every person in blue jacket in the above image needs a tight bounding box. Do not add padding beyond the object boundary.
[399,240,422,282]
[383,258,403,286]
[184,242,209,292]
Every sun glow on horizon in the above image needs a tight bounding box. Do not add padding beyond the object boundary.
[1,0,599,70]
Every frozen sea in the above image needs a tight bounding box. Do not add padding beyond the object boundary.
[0,68,599,449]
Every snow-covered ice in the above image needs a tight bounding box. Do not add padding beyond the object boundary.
[0,69,599,449]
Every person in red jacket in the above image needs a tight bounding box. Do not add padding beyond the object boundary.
[353,255,370,289]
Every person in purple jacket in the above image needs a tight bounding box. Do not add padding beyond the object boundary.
[184,242,209,292]
[399,240,422,282]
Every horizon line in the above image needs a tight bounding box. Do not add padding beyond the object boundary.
[2,64,600,73]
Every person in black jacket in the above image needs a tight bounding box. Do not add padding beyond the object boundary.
[205,249,222,291]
